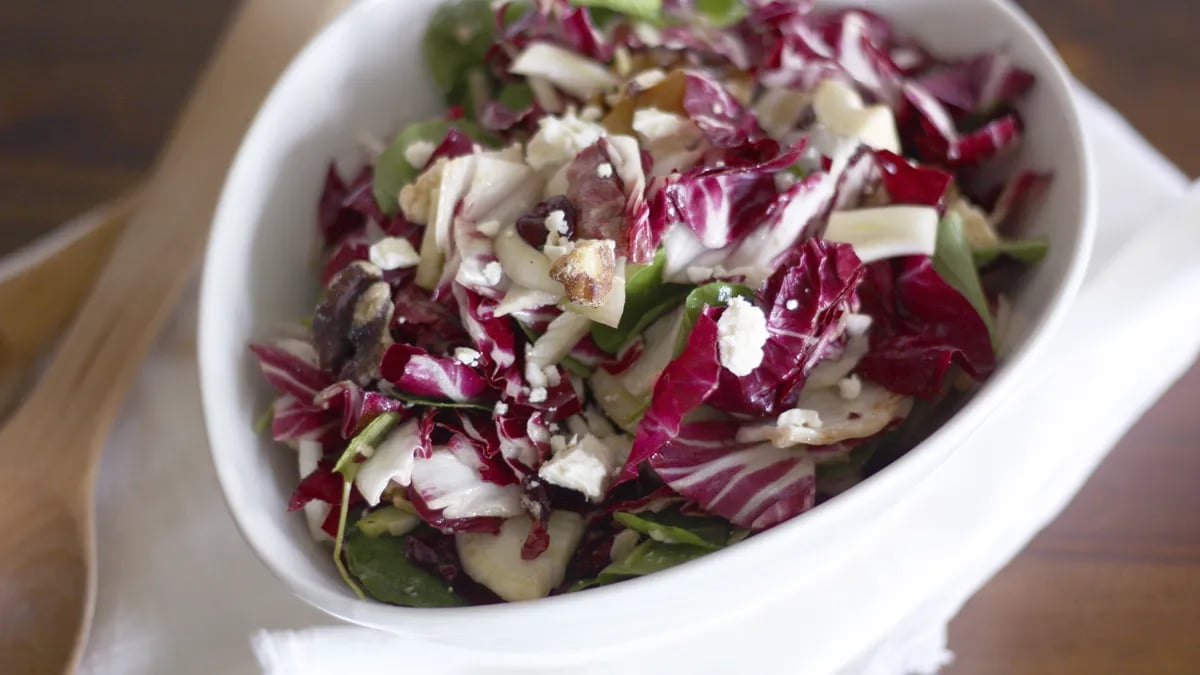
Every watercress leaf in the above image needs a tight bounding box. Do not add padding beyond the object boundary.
[614,508,730,549]
[372,118,492,215]
[591,250,691,353]
[333,412,402,480]
[674,282,754,355]
[569,0,663,23]
[933,212,996,341]
[972,237,1050,267]
[342,526,468,607]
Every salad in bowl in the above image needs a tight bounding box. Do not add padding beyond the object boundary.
[249,0,1051,607]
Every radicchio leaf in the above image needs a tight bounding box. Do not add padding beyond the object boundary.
[249,338,334,402]
[617,309,722,484]
[857,255,996,399]
[707,240,865,416]
[313,380,409,438]
[380,344,492,403]
[650,420,816,530]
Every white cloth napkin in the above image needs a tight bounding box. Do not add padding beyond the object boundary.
[76,85,1197,675]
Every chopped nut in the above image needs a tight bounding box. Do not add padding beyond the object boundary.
[343,281,394,385]
[312,261,394,385]
[549,239,616,307]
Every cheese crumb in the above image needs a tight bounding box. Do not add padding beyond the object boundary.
[596,162,614,179]
[778,408,822,430]
[529,387,548,403]
[838,374,862,400]
[545,209,569,235]
[785,299,799,311]
[494,402,509,415]
[368,237,421,270]
[482,261,503,286]
[716,296,769,377]
[454,347,482,367]
[404,140,436,169]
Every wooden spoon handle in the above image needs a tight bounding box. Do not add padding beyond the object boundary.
[5,0,348,485]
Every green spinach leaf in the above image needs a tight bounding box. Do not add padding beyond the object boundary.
[614,508,731,550]
[372,118,491,215]
[933,212,996,342]
[591,250,691,353]
[674,282,755,355]
[342,526,468,607]
[571,539,713,591]
[694,0,748,26]
[422,0,498,112]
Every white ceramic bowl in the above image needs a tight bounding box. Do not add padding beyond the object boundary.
[200,0,1093,665]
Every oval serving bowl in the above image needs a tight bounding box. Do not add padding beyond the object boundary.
[200,0,1093,668]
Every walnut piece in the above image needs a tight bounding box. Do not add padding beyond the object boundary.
[549,239,615,307]
[312,261,394,385]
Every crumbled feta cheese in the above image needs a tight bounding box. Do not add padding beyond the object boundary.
[838,374,863,400]
[596,162,614,179]
[845,313,873,336]
[476,219,502,237]
[494,401,509,415]
[716,296,769,377]
[454,347,482,367]
[711,102,724,115]
[545,209,569,235]
[529,387,548,403]
[526,113,607,172]
[368,236,421,270]
[482,261,503,286]
[537,432,630,501]
[404,140,436,169]
[785,299,799,311]
[778,408,823,430]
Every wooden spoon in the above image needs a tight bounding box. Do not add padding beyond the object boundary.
[0,0,346,671]
[0,191,139,421]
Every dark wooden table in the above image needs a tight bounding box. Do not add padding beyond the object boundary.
[2,2,1197,672]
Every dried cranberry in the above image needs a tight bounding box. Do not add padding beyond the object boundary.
[515,195,577,249]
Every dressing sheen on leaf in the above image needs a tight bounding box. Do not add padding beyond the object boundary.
[342,526,468,607]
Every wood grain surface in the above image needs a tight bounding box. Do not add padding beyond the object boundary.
[1,2,1197,672]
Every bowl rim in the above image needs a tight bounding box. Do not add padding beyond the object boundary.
[199,0,1095,654]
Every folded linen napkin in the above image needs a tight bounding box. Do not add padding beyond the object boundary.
[76,85,1196,675]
